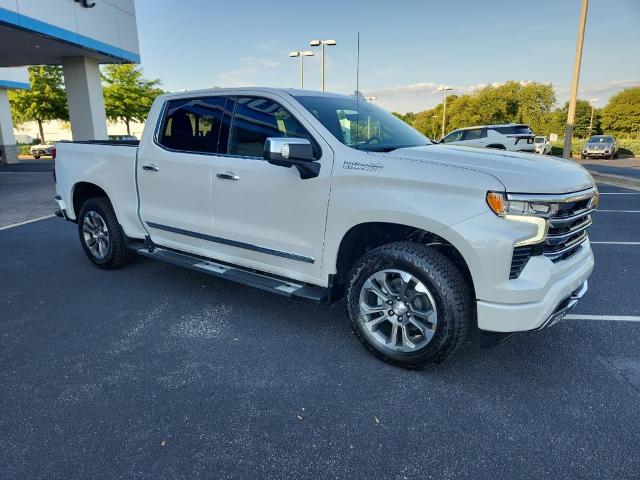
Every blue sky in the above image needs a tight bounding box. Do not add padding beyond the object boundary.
[135,0,640,113]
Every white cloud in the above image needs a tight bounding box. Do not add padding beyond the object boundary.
[216,55,281,87]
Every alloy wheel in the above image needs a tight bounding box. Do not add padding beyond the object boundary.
[82,211,110,260]
[358,269,438,352]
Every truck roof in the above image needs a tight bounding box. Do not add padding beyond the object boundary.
[157,87,352,101]
[454,123,530,131]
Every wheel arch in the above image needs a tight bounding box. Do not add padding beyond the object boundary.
[72,182,111,219]
[332,221,475,302]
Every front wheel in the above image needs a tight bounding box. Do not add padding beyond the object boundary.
[346,242,473,368]
[32,154,40,159]
[78,197,133,269]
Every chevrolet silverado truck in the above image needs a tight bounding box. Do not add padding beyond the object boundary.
[54,88,597,368]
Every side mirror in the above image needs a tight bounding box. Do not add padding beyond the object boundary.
[263,137,320,179]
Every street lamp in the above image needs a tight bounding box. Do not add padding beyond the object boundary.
[309,39,336,91]
[289,50,314,90]
[437,85,453,139]
[588,98,598,137]
[362,97,378,137]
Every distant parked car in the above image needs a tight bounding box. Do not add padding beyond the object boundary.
[581,135,618,159]
[440,124,535,153]
[534,136,552,155]
[30,143,55,159]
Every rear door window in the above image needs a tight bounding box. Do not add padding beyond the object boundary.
[462,129,483,141]
[158,96,228,153]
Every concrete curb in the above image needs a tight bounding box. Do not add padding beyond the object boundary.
[589,171,640,192]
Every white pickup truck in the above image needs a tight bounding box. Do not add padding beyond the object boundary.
[54,88,597,368]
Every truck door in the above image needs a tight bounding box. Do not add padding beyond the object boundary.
[136,96,228,257]
[208,95,334,285]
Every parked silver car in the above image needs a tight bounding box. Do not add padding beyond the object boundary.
[581,135,618,159]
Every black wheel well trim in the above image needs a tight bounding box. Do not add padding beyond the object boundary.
[486,144,506,149]
[72,182,110,218]
[331,221,475,303]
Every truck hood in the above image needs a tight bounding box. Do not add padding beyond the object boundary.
[389,144,594,194]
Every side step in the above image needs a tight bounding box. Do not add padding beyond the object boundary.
[129,243,328,303]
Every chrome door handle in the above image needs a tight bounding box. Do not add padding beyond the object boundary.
[216,172,240,181]
[142,164,159,172]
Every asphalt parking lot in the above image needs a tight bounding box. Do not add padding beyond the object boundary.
[1,167,639,479]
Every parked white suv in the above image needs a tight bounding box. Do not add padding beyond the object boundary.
[53,88,596,368]
[441,124,536,152]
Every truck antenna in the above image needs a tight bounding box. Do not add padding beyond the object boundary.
[355,31,360,148]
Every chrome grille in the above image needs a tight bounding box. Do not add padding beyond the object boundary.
[543,196,594,262]
[508,187,596,278]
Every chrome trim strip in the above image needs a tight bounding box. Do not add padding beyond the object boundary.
[549,208,595,226]
[507,186,597,204]
[145,221,315,264]
[545,217,593,244]
[543,233,588,259]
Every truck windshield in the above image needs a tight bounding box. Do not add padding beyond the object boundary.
[293,95,432,152]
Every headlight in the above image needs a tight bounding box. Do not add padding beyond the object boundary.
[486,192,558,217]
[486,192,552,246]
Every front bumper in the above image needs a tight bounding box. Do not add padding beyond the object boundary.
[476,244,594,332]
[534,280,587,330]
[584,150,611,157]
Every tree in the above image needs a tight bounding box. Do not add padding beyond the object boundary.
[554,100,597,138]
[8,66,68,143]
[601,87,640,138]
[102,64,163,135]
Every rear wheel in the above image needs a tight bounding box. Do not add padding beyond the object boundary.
[78,197,133,269]
[32,154,40,159]
[346,242,473,368]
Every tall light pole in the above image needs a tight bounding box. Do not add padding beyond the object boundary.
[309,39,336,91]
[563,0,589,159]
[437,86,453,139]
[588,98,598,137]
[363,96,377,137]
[289,50,314,90]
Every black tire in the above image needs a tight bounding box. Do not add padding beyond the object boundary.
[486,144,506,150]
[78,196,133,269]
[32,154,40,159]
[346,242,473,368]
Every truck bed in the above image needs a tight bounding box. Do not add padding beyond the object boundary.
[54,140,146,239]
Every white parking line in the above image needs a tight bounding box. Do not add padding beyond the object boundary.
[590,241,640,245]
[599,192,640,195]
[566,314,640,322]
[0,215,55,231]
